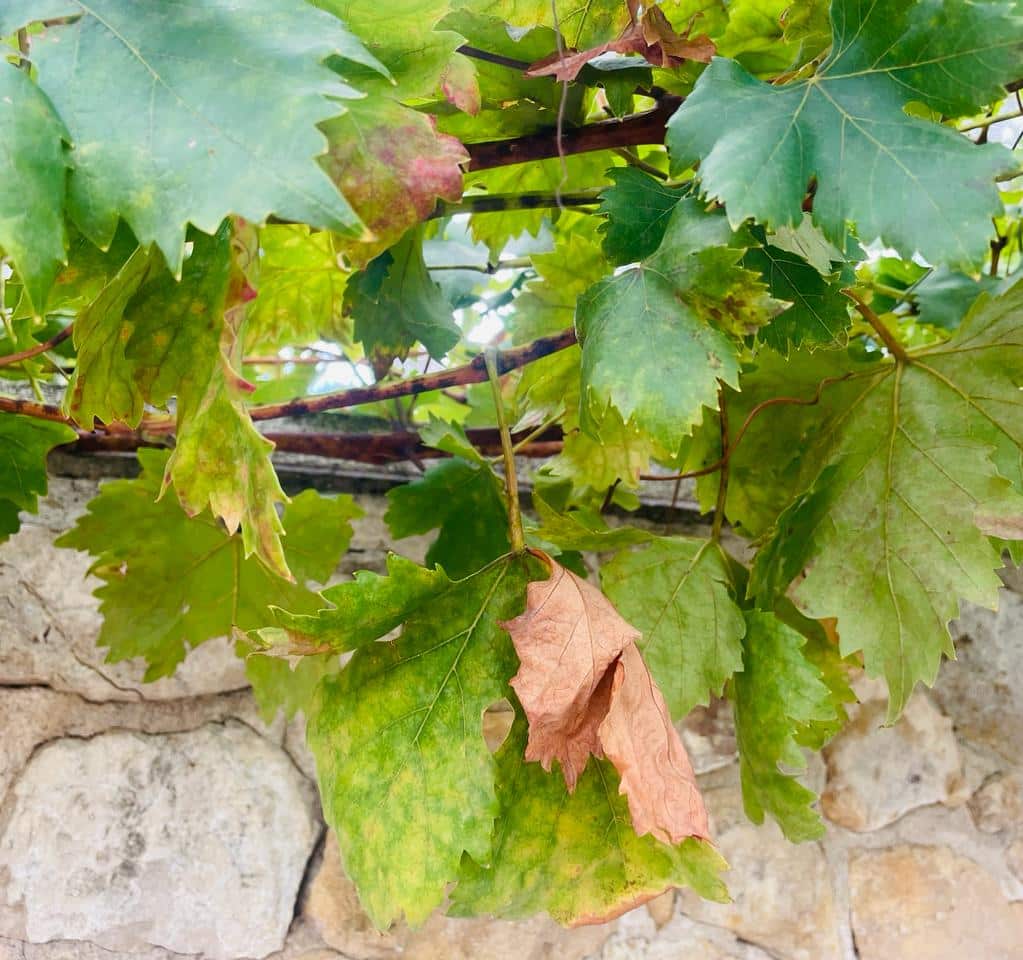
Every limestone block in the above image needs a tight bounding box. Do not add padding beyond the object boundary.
[968,772,1023,834]
[822,684,964,831]
[0,723,319,959]
[678,778,842,960]
[943,590,1023,761]
[849,845,1023,960]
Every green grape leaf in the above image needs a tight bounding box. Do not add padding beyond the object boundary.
[55,449,353,680]
[0,413,76,542]
[322,98,468,267]
[345,228,461,359]
[27,0,384,269]
[750,281,1023,720]
[307,552,534,927]
[531,491,653,553]
[266,553,452,653]
[667,0,1023,267]
[914,266,1000,331]
[270,488,362,587]
[602,538,747,719]
[450,714,729,925]
[0,63,68,312]
[419,415,489,465]
[246,225,350,350]
[733,610,842,842]
[597,168,684,265]
[743,243,850,350]
[577,198,784,455]
[237,637,340,724]
[386,457,509,579]
[0,2,77,34]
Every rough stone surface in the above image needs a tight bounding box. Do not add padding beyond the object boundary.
[0,723,319,959]
[943,588,1023,762]
[597,908,776,960]
[822,681,965,831]
[968,772,1023,834]
[849,845,1023,959]
[679,773,843,960]
[304,832,611,960]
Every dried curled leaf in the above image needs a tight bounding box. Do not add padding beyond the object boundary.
[526,7,713,82]
[502,552,710,844]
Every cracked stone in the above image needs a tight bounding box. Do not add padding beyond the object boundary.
[678,775,842,960]
[942,590,1023,762]
[968,773,1023,834]
[821,680,964,831]
[849,845,1023,960]
[0,722,319,959]
[303,831,611,960]
[597,909,776,960]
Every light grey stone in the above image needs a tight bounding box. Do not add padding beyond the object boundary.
[822,680,965,831]
[943,590,1023,762]
[679,775,843,960]
[597,909,776,960]
[0,722,319,959]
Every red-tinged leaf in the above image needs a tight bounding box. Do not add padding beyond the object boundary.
[502,551,711,845]
[440,52,481,116]
[526,7,713,82]
[322,99,468,266]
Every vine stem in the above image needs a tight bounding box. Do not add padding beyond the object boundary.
[843,289,910,363]
[485,347,525,554]
[711,384,729,541]
[0,324,73,367]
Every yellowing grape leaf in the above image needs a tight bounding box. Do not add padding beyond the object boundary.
[55,449,356,680]
[451,715,728,925]
[0,63,68,312]
[666,0,1023,267]
[307,552,535,927]
[601,537,746,719]
[750,281,1023,720]
[0,413,77,542]
[502,553,710,844]
[25,0,385,270]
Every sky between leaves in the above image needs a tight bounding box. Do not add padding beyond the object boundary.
[2,0,1023,932]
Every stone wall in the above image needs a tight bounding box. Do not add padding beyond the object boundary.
[1,477,1022,960]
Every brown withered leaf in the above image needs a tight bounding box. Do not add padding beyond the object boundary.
[502,551,711,844]
[525,8,713,83]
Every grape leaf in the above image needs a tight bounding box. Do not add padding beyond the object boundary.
[750,281,1023,719]
[597,168,685,265]
[455,0,633,49]
[601,537,747,719]
[914,266,1000,331]
[732,610,843,841]
[504,555,710,843]
[0,413,76,542]
[385,457,510,579]
[245,224,350,350]
[238,638,340,725]
[451,715,728,925]
[666,0,1023,267]
[74,223,292,577]
[345,227,461,359]
[312,0,464,101]
[531,491,653,553]
[322,98,468,267]
[55,449,356,680]
[0,63,68,312]
[26,0,385,270]
[743,242,850,350]
[576,198,781,455]
[307,552,534,927]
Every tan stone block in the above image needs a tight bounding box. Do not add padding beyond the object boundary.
[849,845,1023,960]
